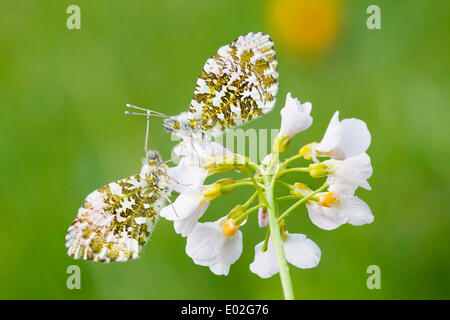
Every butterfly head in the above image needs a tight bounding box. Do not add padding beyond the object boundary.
[144,150,165,169]
[162,117,181,133]
[162,112,203,140]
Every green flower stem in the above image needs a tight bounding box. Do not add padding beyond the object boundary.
[234,204,263,225]
[245,159,261,172]
[243,191,258,208]
[264,175,295,300]
[246,153,296,299]
[261,227,271,252]
[278,167,309,176]
[276,195,300,201]
[275,180,293,190]
[277,183,328,222]
[221,181,254,192]
[259,152,294,300]
[245,163,269,208]
[278,153,303,171]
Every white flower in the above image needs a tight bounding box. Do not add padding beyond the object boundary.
[250,233,321,279]
[279,92,313,138]
[316,111,371,160]
[324,152,373,190]
[306,183,374,230]
[186,218,243,276]
[160,187,210,237]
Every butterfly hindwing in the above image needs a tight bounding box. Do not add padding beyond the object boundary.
[187,32,278,134]
[66,163,170,262]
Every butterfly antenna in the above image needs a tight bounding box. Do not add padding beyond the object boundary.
[125,104,168,118]
[164,195,179,218]
[168,175,193,187]
[163,156,180,165]
[145,111,150,162]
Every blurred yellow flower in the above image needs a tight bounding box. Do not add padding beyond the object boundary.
[267,0,341,55]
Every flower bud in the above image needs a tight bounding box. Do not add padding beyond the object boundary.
[291,182,313,197]
[308,163,329,178]
[202,178,234,202]
[227,205,245,220]
[258,207,269,227]
[272,134,292,153]
[216,178,235,194]
[299,142,318,160]
[279,219,288,242]
[202,184,222,202]
[204,155,247,175]
[278,92,313,138]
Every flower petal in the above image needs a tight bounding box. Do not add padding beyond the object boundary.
[209,262,231,276]
[207,230,243,276]
[340,196,374,226]
[159,190,205,221]
[284,233,321,269]
[317,111,341,153]
[337,118,371,159]
[201,141,235,159]
[219,230,243,266]
[173,203,209,237]
[249,240,279,278]
[185,222,224,266]
[327,153,373,190]
[167,158,207,193]
[306,203,346,230]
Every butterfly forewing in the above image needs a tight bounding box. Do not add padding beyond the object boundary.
[66,170,169,263]
[188,32,278,133]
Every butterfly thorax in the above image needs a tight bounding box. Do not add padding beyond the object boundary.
[141,165,171,199]
[162,112,216,142]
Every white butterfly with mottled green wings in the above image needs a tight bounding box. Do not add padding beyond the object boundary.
[162,32,279,140]
[65,151,171,262]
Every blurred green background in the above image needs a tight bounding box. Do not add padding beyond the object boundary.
[1,0,449,299]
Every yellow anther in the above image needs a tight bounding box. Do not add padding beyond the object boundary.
[318,192,339,207]
[221,219,240,237]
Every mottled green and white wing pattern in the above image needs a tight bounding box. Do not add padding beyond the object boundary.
[187,32,278,133]
[66,171,169,262]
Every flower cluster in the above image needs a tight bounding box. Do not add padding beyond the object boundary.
[159,92,373,293]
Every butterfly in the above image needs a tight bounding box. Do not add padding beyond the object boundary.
[161,32,278,141]
[65,150,172,262]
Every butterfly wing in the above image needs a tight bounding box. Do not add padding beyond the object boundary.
[187,32,278,134]
[66,172,167,262]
